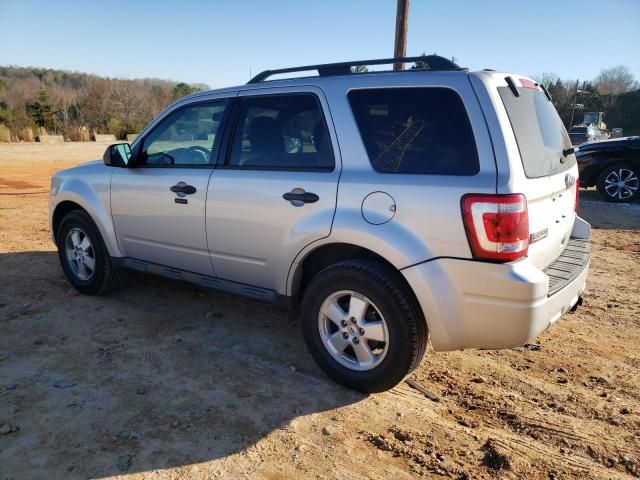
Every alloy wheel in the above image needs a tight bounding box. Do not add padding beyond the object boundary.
[64,227,96,281]
[604,168,639,200]
[318,290,389,371]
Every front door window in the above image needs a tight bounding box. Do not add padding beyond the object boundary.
[141,101,228,166]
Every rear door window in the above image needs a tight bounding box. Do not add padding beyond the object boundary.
[227,94,334,170]
[498,86,575,178]
[348,87,479,175]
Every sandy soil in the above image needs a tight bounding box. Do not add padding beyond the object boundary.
[0,143,639,479]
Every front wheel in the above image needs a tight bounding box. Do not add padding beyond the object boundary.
[596,164,640,203]
[300,260,427,393]
[56,210,122,295]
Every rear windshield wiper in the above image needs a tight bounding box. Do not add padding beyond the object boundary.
[540,84,552,101]
[505,76,520,97]
[562,147,576,157]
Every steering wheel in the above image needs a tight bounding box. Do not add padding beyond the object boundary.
[187,146,211,163]
[147,151,175,165]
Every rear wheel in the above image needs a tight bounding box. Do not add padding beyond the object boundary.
[596,164,639,203]
[300,259,427,393]
[56,210,121,295]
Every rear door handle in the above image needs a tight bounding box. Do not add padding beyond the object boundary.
[282,190,319,205]
[170,182,197,195]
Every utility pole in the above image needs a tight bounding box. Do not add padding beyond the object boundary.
[394,0,410,70]
[570,79,580,127]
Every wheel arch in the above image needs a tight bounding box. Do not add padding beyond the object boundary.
[288,242,426,327]
[290,243,388,295]
[52,201,79,235]
[578,162,600,187]
[51,182,122,257]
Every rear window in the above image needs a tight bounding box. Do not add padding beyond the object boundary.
[498,86,575,178]
[348,88,479,175]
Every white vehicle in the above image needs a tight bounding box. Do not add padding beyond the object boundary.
[50,57,590,392]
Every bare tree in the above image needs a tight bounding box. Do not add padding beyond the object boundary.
[80,77,109,131]
[594,66,639,111]
[594,66,638,96]
[532,72,560,89]
[49,84,78,131]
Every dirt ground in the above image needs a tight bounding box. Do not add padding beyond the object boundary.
[1,142,639,480]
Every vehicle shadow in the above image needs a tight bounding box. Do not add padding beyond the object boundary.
[0,251,364,479]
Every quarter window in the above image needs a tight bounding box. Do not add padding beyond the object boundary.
[348,88,479,175]
[228,94,334,170]
[141,100,227,166]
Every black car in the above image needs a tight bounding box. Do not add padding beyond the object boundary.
[576,136,640,203]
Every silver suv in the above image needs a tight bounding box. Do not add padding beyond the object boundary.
[49,57,591,392]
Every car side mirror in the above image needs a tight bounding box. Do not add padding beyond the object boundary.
[103,143,132,167]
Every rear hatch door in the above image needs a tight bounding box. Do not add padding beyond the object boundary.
[497,78,578,269]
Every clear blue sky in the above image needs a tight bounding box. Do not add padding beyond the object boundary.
[1,0,638,88]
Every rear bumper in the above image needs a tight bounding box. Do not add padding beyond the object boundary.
[403,217,591,351]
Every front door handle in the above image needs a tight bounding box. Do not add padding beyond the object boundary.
[170,182,197,195]
[282,190,319,205]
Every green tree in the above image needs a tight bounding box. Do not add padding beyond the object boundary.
[0,100,11,125]
[411,53,429,70]
[0,79,11,126]
[26,87,55,131]
[608,89,640,136]
[172,82,199,100]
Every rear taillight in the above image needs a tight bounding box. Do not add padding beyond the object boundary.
[461,194,529,262]
[575,178,580,212]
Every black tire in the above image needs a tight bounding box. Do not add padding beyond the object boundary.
[300,259,427,393]
[596,163,640,203]
[56,210,122,295]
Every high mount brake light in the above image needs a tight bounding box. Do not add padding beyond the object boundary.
[519,78,539,89]
[461,194,529,262]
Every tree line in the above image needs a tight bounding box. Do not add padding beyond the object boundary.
[531,65,639,134]
[1,63,638,143]
[0,66,206,142]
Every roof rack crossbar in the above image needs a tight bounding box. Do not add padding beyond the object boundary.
[247,55,462,84]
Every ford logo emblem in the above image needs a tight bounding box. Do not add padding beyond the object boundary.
[565,174,576,188]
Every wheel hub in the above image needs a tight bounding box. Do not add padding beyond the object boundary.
[64,227,95,281]
[604,168,639,200]
[318,290,389,371]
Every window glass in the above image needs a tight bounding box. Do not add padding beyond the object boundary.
[228,94,334,170]
[348,88,479,175]
[142,101,227,166]
[498,87,574,178]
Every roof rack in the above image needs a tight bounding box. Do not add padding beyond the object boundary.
[247,55,462,84]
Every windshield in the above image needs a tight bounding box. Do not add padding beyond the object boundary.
[498,86,575,178]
